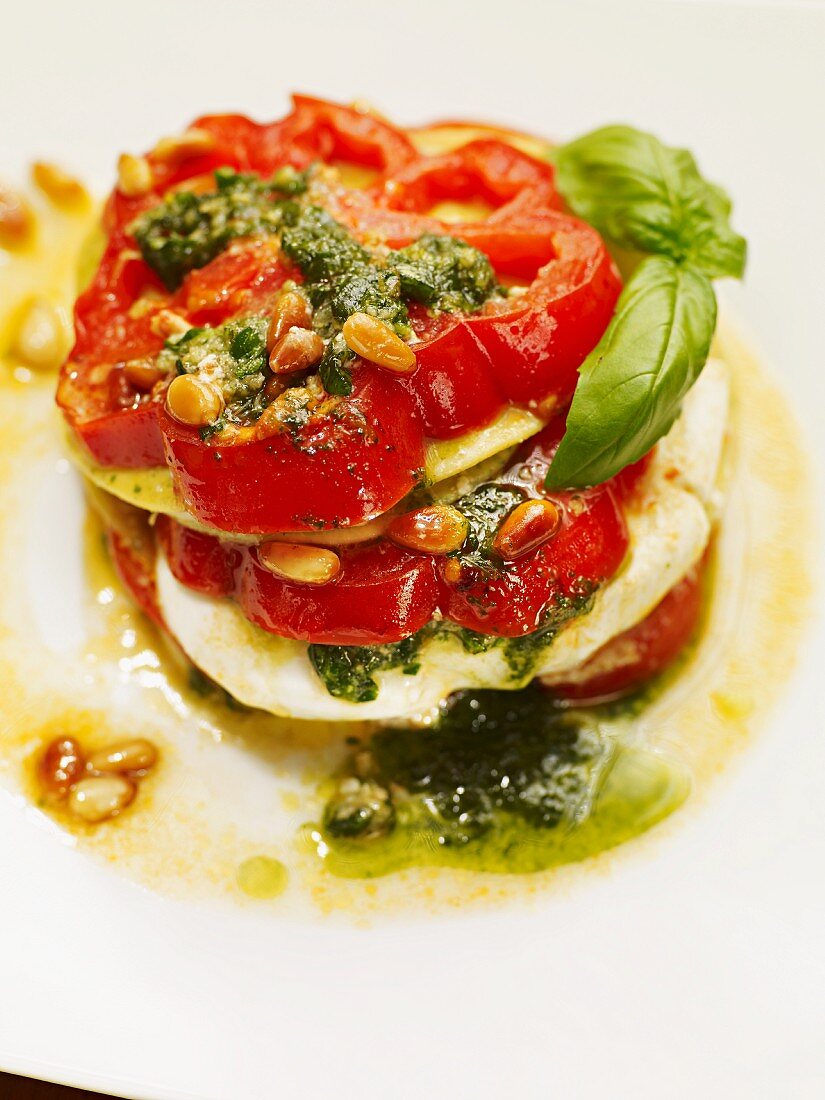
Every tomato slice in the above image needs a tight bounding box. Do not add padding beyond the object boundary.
[372,138,559,217]
[157,518,440,646]
[160,363,426,534]
[58,98,622,533]
[401,211,620,432]
[107,529,164,629]
[438,420,628,637]
[438,486,627,637]
[547,563,704,703]
[156,415,631,645]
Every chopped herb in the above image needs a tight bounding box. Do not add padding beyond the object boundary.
[308,628,435,703]
[391,233,500,313]
[317,333,355,397]
[158,315,269,424]
[279,203,411,338]
[451,482,525,571]
[132,169,305,290]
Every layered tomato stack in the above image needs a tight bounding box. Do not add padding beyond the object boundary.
[58,97,716,718]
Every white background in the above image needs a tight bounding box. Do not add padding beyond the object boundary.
[1,2,824,1097]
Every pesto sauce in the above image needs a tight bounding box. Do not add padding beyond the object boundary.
[157,315,270,431]
[132,168,305,291]
[314,686,689,877]
[132,168,502,397]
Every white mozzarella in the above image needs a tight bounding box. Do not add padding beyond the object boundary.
[156,359,729,721]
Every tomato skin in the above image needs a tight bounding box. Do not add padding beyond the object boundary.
[374,138,558,215]
[354,209,621,429]
[548,564,704,704]
[468,215,621,405]
[158,519,440,646]
[77,401,166,468]
[157,417,632,645]
[176,238,293,323]
[160,364,426,535]
[439,487,628,637]
[400,311,503,437]
[155,517,237,598]
[107,529,164,629]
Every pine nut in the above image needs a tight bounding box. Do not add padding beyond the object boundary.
[152,128,217,166]
[87,738,158,775]
[38,737,85,801]
[342,313,416,373]
[117,153,154,197]
[387,504,468,555]
[13,296,66,370]
[166,375,224,427]
[31,162,88,207]
[123,358,164,391]
[443,558,463,584]
[68,775,136,824]
[258,542,341,586]
[0,184,35,249]
[266,291,313,351]
[492,498,560,560]
[149,309,191,339]
[269,328,324,374]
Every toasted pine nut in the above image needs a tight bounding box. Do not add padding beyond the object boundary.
[87,738,158,775]
[123,358,164,391]
[152,128,217,166]
[150,309,191,339]
[117,153,154,197]
[31,162,88,206]
[68,775,136,824]
[13,297,66,370]
[267,291,313,351]
[258,542,341,586]
[387,504,468,555]
[443,558,463,584]
[269,328,324,374]
[166,375,224,427]
[38,737,85,801]
[341,312,416,373]
[492,498,560,560]
[0,185,35,249]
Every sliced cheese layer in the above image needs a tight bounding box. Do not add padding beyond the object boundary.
[156,358,729,721]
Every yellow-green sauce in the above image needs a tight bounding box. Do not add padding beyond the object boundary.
[313,685,688,877]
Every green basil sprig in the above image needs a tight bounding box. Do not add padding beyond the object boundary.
[545,125,746,490]
[545,256,715,488]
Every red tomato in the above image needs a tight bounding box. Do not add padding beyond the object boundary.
[107,529,164,629]
[439,487,628,637]
[372,138,559,217]
[160,364,426,534]
[547,563,704,703]
[156,417,631,645]
[157,519,440,646]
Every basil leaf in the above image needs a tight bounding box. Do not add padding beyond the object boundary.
[545,255,716,489]
[555,125,746,279]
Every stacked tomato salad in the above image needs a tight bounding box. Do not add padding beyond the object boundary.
[58,97,743,714]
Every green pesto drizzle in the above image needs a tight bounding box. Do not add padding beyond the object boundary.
[313,686,689,877]
[132,168,502,398]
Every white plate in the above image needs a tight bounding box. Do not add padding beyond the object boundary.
[1,1,824,1097]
